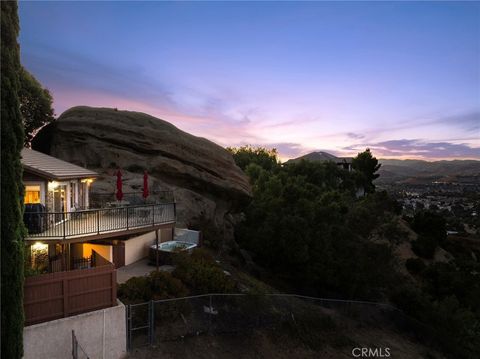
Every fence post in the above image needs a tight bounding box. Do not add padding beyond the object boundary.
[150,300,155,345]
[72,330,77,359]
[126,305,130,352]
[208,295,212,333]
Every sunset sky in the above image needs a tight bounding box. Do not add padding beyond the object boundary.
[19,1,479,161]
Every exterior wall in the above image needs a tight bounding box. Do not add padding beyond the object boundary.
[71,243,83,259]
[160,227,173,243]
[83,243,113,262]
[124,231,156,266]
[24,301,126,359]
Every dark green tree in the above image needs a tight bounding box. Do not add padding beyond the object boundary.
[227,145,279,172]
[1,1,26,357]
[352,148,381,193]
[19,67,55,146]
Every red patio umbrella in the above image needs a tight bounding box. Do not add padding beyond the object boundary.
[143,170,149,201]
[116,170,123,201]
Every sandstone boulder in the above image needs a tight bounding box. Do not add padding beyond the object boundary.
[32,106,251,243]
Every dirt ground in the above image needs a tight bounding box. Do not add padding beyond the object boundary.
[127,326,445,359]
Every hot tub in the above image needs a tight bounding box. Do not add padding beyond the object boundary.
[149,241,197,265]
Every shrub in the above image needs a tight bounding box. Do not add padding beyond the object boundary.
[411,235,438,259]
[118,271,189,304]
[118,276,152,304]
[150,271,189,300]
[406,258,426,275]
[173,250,236,294]
[411,211,446,245]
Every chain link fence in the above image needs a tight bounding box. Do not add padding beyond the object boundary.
[126,293,438,352]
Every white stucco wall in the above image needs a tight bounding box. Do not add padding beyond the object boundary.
[124,231,156,266]
[23,301,126,359]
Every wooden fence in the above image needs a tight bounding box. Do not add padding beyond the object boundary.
[24,263,117,326]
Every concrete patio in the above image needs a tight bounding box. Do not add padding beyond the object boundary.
[116,258,174,284]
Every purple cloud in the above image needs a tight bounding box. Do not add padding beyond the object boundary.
[344,139,480,159]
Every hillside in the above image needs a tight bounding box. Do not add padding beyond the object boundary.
[285,151,480,184]
[377,159,480,184]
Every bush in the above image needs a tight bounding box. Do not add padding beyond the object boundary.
[118,277,152,303]
[118,271,189,304]
[173,250,236,294]
[411,235,438,258]
[149,271,189,300]
[411,211,446,245]
[406,258,426,275]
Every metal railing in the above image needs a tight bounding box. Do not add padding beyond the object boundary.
[26,250,112,274]
[24,203,176,239]
[90,191,175,208]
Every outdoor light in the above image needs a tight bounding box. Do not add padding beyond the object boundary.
[81,178,95,184]
[31,242,48,252]
[48,181,59,190]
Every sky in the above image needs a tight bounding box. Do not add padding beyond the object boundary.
[19,1,480,161]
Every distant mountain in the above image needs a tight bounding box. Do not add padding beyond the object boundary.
[377,159,480,184]
[285,151,480,184]
[285,151,351,164]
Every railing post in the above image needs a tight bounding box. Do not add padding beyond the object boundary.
[173,202,177,221]
[126,207,129,230]
[97,209,100,234]
[62,211,66,240]
[152,205,155,226]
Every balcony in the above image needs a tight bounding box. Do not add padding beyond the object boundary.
[24,202,176,241]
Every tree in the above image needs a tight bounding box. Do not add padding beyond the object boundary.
[1,1,26,357]
[227,145,279,172]
[352,148,381,193]
[19,67,55,146]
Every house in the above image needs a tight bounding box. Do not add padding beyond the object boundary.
[22,148,98,212]
[21,149,179,325]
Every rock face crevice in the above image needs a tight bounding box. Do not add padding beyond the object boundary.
[32,106,251,240]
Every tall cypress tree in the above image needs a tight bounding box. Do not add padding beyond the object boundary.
[1,1,26,357]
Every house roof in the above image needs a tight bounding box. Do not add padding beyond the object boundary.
[21,148,98,181]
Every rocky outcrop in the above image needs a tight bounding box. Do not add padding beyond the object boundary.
[32,106,251,243]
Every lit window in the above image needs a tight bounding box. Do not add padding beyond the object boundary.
[24,185,41,204]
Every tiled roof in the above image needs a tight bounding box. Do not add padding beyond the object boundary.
[21,148,98,180]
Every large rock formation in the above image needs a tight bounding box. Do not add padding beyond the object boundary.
[32,106,251,245]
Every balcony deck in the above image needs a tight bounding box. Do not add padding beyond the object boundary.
[24,203,176,242]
